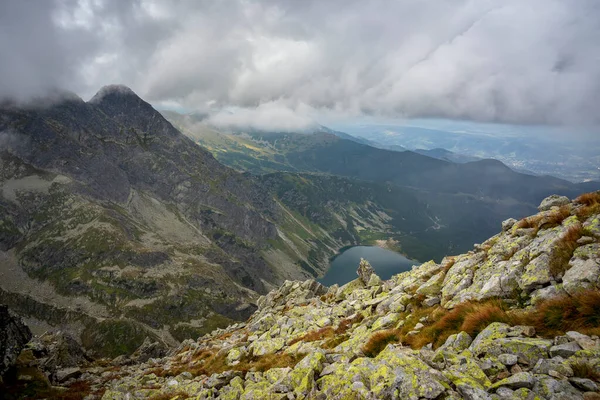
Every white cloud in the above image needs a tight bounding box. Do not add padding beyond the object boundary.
[206,102,317,133]
[1,0,600,127]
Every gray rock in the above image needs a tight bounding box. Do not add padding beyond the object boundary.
[550,342,582,358]
[563,258,600,296]
[490,372,535,390]
[566,331,599,350]
[509,326,536,338]
[367,273,382,287]
[357,259,375,285]
[440,332,473,352]
[569,377,598,392]
[502,218,517,231]
[534,376,583,400]
[131,337,168,363]
[538,195,570,211]
[55,367,81,383]
[494,387,514,398]
[498,354,518,366]
[457,383,492,400]
[0,305,32,377]
[423,297,441,307]
[532,358,574,377]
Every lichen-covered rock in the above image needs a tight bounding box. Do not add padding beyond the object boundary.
[371,313,401,331]
[550,342,582,358]
[290,351,325,396]
[490,371,536,390]
[563,255,600,295]
[502,218,518,231]
[416,271,445,297]
[439,332,473,352]
[357,258,375,285]
[249,337,285,356]
[538,195,570,211]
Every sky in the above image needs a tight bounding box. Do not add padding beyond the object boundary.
[1,0,600,134]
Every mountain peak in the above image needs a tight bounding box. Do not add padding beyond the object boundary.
[88,84,139,104]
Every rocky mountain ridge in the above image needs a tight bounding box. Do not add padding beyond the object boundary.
[30,192,598,399]
[0,85,338,354]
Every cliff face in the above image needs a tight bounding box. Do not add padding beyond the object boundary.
[90,193,600,399]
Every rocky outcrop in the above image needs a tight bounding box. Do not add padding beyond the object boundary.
[0,305,32,378]
[10,194,600,398]
[82,194,600,399]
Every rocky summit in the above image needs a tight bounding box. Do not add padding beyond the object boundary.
[4,192,596,398]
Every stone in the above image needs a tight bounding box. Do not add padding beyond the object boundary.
[440,332,473,352]
[490,372,535,390]
[502,218,517,231]
[566,331,599,350]
[497,354,518,366]
[357,259,375,285]
[495,387,514,398]
[371,313,401,331]
[0,305,32,377]
[227,347,247,365]
[54,367,81,383]
[509,326,536,338]
[550,342,582,358]
[456,384,492,400]
[538,195,570,211]
[570,377,599,392]
[367,273,382,287]
[530,284,566,305]
[131,337,168,363]
[423,297,441,307]
[250,338,285,356]
[470,322,510,354]
[532,358,574,377]
[416,271,445,297]
[291,351,325,396]
[563,258,600,296]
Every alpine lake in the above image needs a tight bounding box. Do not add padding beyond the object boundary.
[318,245,420,287]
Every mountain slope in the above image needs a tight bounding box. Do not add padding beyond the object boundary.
[0,86,329,353]
[67,192,600,399]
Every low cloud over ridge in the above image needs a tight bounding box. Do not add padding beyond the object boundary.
[1,0,600,126]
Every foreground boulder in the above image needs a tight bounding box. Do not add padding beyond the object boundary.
[0,305,32,378]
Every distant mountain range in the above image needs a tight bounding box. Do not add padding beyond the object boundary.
[343,124,600,182]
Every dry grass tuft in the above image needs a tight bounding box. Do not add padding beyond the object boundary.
[574,192,600,221]
[528,289,600,337]
[575,192,600,206]
[548,223,582,278]
[571,360,600,382]
[392,289,600,351]
[335,314,364,335]
[403,300,514,349]
[362,329,401,357]
[322,334,350,349]
[158,350,306,378]
[288,326,334,346]
[540,205,572,229]
[515,215,544,230]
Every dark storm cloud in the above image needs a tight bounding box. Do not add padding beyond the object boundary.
[2,0,600,127]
